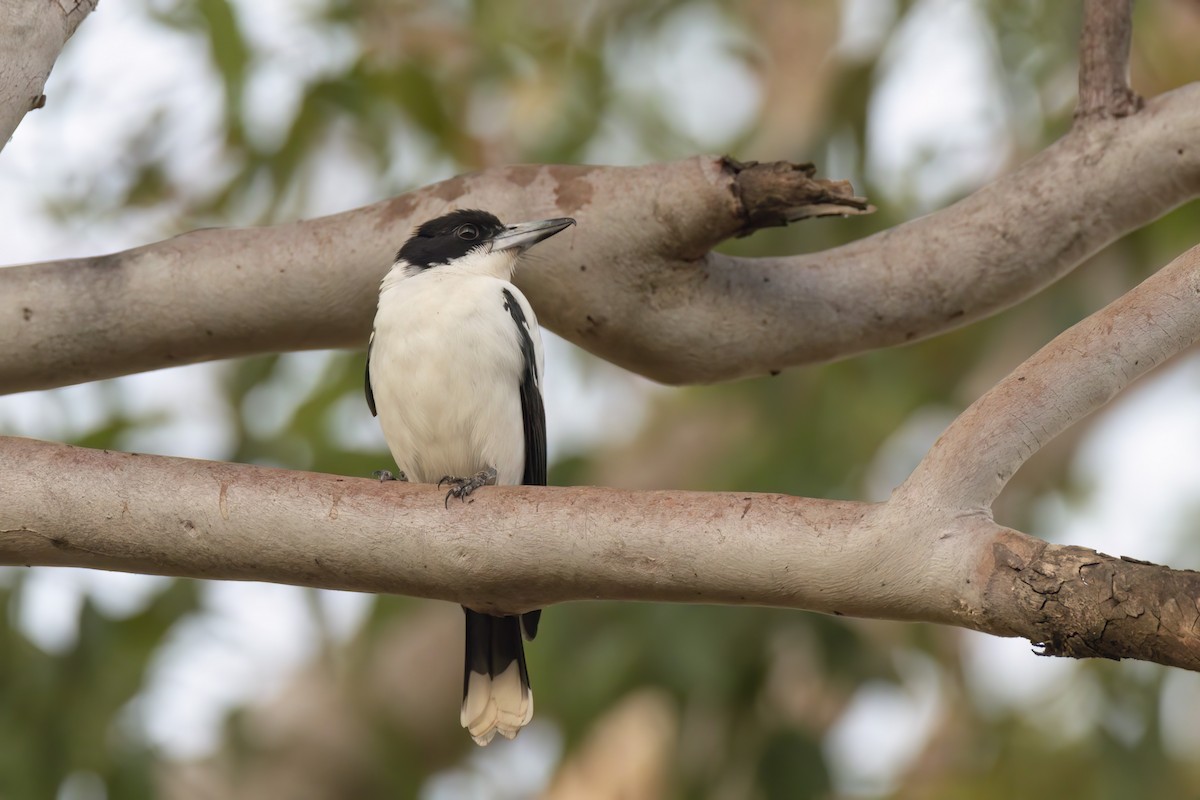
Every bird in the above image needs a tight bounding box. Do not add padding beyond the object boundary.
[365,208,575,745]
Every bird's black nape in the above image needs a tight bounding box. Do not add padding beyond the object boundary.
[396,209,506,269]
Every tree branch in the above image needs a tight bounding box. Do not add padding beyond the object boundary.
[1,435,1196,671]
[1076,0,1142,119]
[905,243,1200,510]
[2,79,1198,391]
[0,0,98,152]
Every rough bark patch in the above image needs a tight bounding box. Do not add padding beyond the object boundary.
[987,538,1200,670]
[723,157,872,236]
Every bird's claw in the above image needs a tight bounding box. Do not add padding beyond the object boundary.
[374,469,407,482]
[439,467,498,508]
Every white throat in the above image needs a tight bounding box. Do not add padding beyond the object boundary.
[381,248,521,293]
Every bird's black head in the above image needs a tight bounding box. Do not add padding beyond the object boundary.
[395,209,576,271]
[396,209,506,269]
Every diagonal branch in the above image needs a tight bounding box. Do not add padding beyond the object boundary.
[0,0,98,153]
[905,243,1200,509]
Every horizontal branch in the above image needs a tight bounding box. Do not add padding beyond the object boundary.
[0,436,1195,671]
[3,82,1199,391]
[0,437,897,614]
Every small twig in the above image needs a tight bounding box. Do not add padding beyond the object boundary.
[1076,0,1143,119]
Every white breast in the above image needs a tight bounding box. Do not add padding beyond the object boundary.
[368,266,543,486]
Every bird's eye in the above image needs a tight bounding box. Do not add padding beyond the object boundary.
[457,224,479,241]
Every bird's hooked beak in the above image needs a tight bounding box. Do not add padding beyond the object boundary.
[489,217,576,254]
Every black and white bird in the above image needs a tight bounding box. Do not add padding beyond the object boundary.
[365,208,575,745]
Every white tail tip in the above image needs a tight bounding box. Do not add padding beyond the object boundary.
[461,662,534,746]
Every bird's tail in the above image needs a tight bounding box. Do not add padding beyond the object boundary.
[461,608,536,745]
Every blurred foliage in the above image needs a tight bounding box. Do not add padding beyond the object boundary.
[3,0,1200,798]
[0,579,199,799]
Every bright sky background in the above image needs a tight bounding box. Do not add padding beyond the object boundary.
[2,0,1199,796]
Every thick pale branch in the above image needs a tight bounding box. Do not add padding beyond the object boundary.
[1,436,1196,671]
[3,83,1200,391]
[0,158,862,391]
[0,437,897,616]
[906,243,1200,509]
[1076,0,1141,119]
[0,0,97,152]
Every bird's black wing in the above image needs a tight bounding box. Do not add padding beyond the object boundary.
[364,332,377,417]
[501,288,546,487]
[501,288,546,642]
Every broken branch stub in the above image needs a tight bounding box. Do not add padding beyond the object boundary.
[724,157,873,236]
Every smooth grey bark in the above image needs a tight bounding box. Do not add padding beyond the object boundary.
[0,0,97,152]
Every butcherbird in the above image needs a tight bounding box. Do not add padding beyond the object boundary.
[365,208,575,745]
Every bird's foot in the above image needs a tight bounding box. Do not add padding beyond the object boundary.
[373,469,407,483]
[439,466,498,508]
